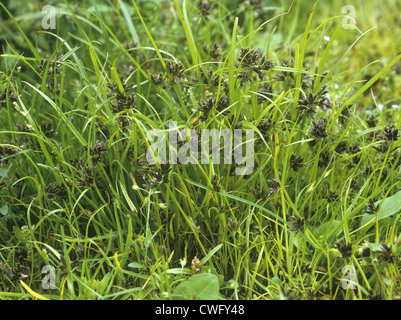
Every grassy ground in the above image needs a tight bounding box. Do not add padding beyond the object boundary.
[1,0,401,300]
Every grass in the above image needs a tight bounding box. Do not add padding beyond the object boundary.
[0,0,401,300]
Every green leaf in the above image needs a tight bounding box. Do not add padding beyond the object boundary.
[0,168,8,178]
[185,179,287,226]
[23,82,87,146]
[166,268,192,275]
[111,67,125,94]
[200,244,222,265]
[200,266,224,286]
[328,248,342,260]
[127,262,145,269]
[0,204,8,216]
[376,190,401,220]
[224,279,239,290]
[345,53,401,108]
[268,276,281,288]
[228,17,239,108]
[367,243,383,252]
[0,3,41,61]
[361,190,401,227]
[119,0,139,44]
[173,273,219,300]
[313,220,342,238]
[172,0,200,72]
[13,226,25,243]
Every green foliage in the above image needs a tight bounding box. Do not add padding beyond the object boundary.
[0,0,401,300]
[173,273,220,300]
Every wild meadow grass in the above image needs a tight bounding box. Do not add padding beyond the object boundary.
[0,0,401,300]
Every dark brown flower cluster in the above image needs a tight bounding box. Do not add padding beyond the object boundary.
[365,198,378,215]
[257,84,273,104]
[45,182,68,201]
[274,58,313,89]
[107,80,136,114]
[378,126,399,142]
[15,123,31,133]
[248,0,263,10]
[84,140,109,166]
[309,118,329,140]
[335,239,353,259]
[191,67,228,92]
[365,114,377,128]
[73,159,96,188]
[96,121,109,138]
[149,72,165,85]
[0,142,20,166]
[256,118,274,137]
[297,85,330,119]
[227,217,239,233]
[350,179,364,191]
[166,61,186,83]
[197,94,230,121]
[289,154,306,172]
[318,151,330,168]
[198,95,216,121]
[0,261,29,282]
[40,121,56,139]
[0,87,19,110]
[202,43,224,60]
[139,164,171,189]
[348,144,361,166]
[338,102,354,126]
[335,140,348,154]
[211,174,222,191]
[198,0,214,19]
[237,47,274,87]
[38,54,65,93]
[376,243,396,263]
[252,184,268,201]
[325,190,339,203]
[288,215,305,232]
[267,178,280,195]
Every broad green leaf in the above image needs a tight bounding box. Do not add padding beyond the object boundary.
[0,168,8,178]
[328,248,342,260]
[200,266,224,286]
[173,273,219,300]
[0,205,8,216]
[361,190,401,227]
[268,276,281,288]
[376,190,401,220]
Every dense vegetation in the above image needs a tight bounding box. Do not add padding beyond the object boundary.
[1,0,401,300]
